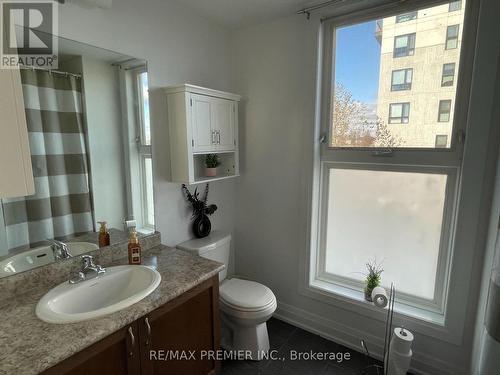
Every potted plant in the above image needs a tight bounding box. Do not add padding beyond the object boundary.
[205,154,220,177]
[364,260,384,302]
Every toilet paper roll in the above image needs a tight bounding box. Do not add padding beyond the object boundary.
[391,327,414,355]
[371,286,388,308]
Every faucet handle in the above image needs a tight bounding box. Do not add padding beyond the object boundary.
[81,255,96,269]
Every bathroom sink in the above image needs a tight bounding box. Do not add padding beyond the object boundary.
[36,265,161,323]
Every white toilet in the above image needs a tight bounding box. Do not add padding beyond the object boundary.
[177,231,277,360]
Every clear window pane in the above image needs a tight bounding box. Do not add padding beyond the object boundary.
[324,168,447,300]
[331,1,466,148]
[138,72,151,145]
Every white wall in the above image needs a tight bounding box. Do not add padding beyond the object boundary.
[57,0,236,265]
[230,0,500,373]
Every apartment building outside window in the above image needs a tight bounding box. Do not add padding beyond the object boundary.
[391,68,413,91]
[438,100,452,122]
[394,33,416,57]
[395,11,417,23]
[441,63,456,86]
[389,102,410,123]
[446,25,460,49]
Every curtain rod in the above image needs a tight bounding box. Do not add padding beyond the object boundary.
[19,65,82,78]
[297,0,346,19]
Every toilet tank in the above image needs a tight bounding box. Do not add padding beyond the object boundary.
[176,231,231,281]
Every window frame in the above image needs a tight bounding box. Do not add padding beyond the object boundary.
[438,99,452,122]
[395,11,417,23]
[445,24,460,50]
[388,102,411,124]
[305,0,480,337]
[449,1,462,12]
[441,63,456,87]
[393,32,416,58]
[435,135,448,148]
[391,68,413,91]
[133,68,155,231]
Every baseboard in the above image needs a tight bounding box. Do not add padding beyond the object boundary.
[273,300,466,375]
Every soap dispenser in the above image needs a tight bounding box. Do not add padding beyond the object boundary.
[97,221,110,248]
[128,229,142,265]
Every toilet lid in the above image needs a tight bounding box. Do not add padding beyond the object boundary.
[220,278,275,311]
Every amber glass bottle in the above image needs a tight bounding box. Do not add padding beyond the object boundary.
[97,221,110,248]
[128,229,142,265]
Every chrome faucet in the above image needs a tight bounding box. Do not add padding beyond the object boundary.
[69,255,106,284]
[48,239,71,260]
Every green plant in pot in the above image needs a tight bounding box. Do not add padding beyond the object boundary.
[364,260,384,302]
[205,154,221,177]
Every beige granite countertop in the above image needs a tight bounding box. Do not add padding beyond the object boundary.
[0,245,224,375]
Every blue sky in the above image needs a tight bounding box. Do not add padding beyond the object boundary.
[334,20,381,104]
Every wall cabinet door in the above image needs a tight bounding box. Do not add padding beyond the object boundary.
[0,68,34,198]
[139,277,220,375]
[191,94,216,153]
[212,99,235,151]
[41,323,141,375]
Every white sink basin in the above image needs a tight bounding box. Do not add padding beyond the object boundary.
[36,265,161,323]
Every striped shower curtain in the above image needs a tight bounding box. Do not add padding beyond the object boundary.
[1,70,94,252]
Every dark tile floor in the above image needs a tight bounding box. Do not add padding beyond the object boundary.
[221,318,384,375]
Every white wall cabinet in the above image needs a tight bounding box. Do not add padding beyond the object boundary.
[0,68,34,198]
[164,84,240,184]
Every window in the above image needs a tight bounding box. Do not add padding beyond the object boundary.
[435,135,448,148]
[394,33,416,57]
[446,25,459,50]
[391,68,413,91]
[449,1,462,11]
[396,11,417,23]
[315,0,471,320]
[389,103,410,124]
[136,71,155,229]
[438,100,452,122]
[441,63,456,87]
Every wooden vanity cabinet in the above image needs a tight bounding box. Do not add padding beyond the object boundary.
[41,276,220,375]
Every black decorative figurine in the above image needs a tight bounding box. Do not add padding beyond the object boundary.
[181,183,218,238]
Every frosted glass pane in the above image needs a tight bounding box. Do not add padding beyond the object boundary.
[324,169,447,299]
[145,158,155,226]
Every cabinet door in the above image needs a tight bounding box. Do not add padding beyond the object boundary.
[0,68,34,198]
[212,99,235,151]
[139,277,220,375]
[41,323,141,375]
[191,94,216,152]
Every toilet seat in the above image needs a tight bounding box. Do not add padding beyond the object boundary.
[220,278,276,312]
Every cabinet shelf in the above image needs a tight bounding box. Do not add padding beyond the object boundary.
[162,84,241,185]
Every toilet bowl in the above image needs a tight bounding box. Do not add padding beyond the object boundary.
[176,231,276,360]
[219,278,277,359]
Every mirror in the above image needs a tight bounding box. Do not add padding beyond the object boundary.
[0,35,155,278]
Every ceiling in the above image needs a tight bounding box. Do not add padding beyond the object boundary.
[174,0,311,29]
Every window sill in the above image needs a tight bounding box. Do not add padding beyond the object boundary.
[309,278,445,327]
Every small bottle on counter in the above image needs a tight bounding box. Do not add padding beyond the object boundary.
[128,229,142,265]
[97,221,110,248]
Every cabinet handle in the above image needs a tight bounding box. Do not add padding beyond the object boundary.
[217,130,221,144]
[211,130,216,145]
[128,327,135,356]
[145,317,151,345]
